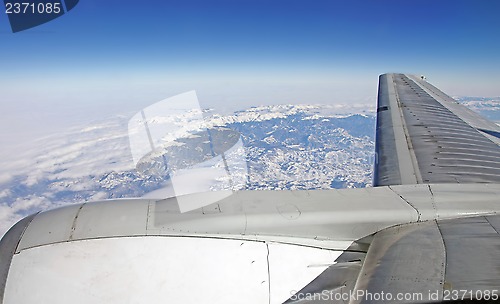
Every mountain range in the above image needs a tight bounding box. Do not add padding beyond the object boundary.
[0,97,497,236]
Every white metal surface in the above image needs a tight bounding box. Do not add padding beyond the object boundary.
[17,203,83,251]
[4,236,342,304]
[72,199,150,240]
[390,183,500,221]
[5,237,269,304]
[13,184,500,254]
[267,242,342,303]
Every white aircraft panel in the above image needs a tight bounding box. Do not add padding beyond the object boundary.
[267,242,342,304]
[4,237,270,304]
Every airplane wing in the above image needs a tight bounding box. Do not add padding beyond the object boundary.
[358,73,500,303]
[375,73,500,186]
[1,73,500,303]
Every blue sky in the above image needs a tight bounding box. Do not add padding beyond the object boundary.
[1,0,500,150]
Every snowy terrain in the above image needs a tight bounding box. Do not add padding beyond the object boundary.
[454,96,500,122]
[0,97,497,236]
[0,104,375,236]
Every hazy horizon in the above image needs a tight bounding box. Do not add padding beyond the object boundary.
[1,0,500,196]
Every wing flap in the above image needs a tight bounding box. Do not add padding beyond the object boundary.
[351,215,500,303]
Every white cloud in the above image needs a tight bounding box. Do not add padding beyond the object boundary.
[0,205,23,239]
[0,173,12,185]
[0,188,11,199]
[0,195,53,238]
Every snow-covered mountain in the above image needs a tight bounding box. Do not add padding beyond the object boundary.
[0,104,375,235]
[454,96,500,122]
[1,97,498,236]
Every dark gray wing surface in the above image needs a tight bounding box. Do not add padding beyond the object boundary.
[353,215,500,303]
[361,73,500,303]
[374,73,500,186]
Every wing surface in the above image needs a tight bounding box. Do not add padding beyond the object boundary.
[351,215,500,304]
[353,73,500,303]
[374,73,500,186]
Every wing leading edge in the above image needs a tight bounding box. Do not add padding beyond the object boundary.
[355,73,500,303]
[374,73,500,186]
